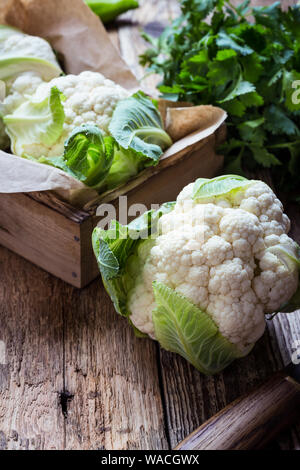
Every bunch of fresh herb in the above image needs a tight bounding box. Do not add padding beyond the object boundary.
[140,0,300,193]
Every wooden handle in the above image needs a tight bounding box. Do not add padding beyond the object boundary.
[175,372,300,450]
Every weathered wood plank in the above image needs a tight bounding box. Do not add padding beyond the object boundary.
[159,330,285,448]
[159,298,300,449]
[0,193,86,288]
[0,245,168,451]
[0,247,65,450]
[115,0,300,451]
[63,282,168,450]
[117,0,180,94]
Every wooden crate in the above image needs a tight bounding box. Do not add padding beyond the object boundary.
[0,127,225,288]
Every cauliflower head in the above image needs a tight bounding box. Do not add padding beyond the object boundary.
[3,71,129,158]
[93,175,300,374]
[0,25,61,150]
[0,25,62,82]
[0,28,171,192]
[128,179,297,352]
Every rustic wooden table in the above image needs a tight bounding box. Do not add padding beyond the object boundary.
[0,0,300,450]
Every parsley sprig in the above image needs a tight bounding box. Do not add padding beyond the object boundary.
[140,0,300,193]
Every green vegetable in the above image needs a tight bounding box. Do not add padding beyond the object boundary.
[84,0,139,23]
[93,174,300,374]
[3,86,65,157]
[192,174,251,200]
[106,91,172,188]
[40,124,115,189]
[2,83,171,191]
[152,282,244,375]
[109,91,172,165]
[104,148,144,189]
[92,202,176,317]
[92,195,249,375]
[0,25,62,82]
[140,0,300,194]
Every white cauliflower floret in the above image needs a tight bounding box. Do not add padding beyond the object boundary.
[128,283,156,338]
[208,258,252,296]
[202,236,233,266]
[128,179,299,354]
[2,71,45,115]
[14,71,129,158]
[253,234,299,312]
[235,181,289,231]
[219,209,262,246]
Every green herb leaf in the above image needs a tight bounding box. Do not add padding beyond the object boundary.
[282,70,300,112]
[219,76,255,103]
[216,30,254,56]
[140,0,300,194]
[216,49,237,61]
[264,105,300,136]
[250,145,281,167]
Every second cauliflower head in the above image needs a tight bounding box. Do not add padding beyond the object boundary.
[0,25,62,150]
[0,27,172,190]
[93,175,300,374]
[0,24,62,83]
[2,71,129,158]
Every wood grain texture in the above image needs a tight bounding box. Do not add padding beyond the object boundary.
[0,0,299,451]
[63,283,168,450]
[175,372,300,450]
[0,192,88,288]
[0,246,168,450]
[0,247,65,450]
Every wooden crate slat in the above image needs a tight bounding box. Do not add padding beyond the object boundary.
[0,193,84,287]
